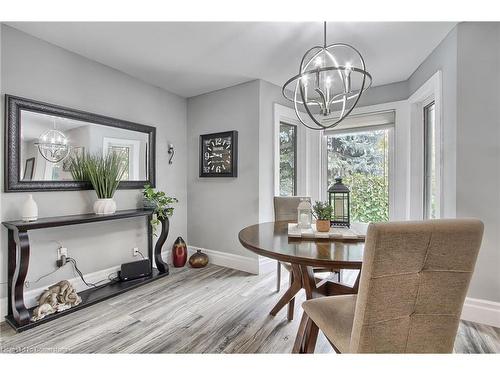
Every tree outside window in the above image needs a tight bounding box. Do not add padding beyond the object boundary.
[327,129,390,223]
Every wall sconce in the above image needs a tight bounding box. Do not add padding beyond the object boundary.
[168,143,175,164]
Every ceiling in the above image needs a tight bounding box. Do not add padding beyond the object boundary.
[7,22,456,98]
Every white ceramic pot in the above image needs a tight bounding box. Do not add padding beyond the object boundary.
[22,194,38,222]
[93,198,117,215]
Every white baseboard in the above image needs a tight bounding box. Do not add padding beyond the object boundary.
[0,265,121,323]
[461,297,500,328]
[162,246,258,275]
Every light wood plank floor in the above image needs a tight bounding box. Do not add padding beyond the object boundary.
[1,263,499,353]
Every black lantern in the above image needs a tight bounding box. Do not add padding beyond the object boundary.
[328,177,350,227]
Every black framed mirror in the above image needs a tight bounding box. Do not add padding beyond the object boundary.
[4,95,156,192]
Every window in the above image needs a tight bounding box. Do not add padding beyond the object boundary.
[108,145,130,180]
[279,122,297,196]
[326,127,391,223]
[423,101,437,219]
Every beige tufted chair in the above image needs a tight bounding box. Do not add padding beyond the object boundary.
[293,219,484,353]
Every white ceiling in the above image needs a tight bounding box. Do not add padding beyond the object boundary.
[7,22,456,98]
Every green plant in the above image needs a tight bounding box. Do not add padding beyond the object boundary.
[69,152,126,198]
[67,152,88,181]
[143,184,178,236]
[312,201,333,221]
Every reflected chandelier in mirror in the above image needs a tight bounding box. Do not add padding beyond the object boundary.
[5,95,156,192]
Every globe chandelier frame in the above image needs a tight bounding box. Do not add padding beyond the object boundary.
[34,118,70,163]
[282,22,372,130]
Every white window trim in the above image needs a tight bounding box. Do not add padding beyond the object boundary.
[274,101,411,221]
[408,71,444,219]
[320,103,408,222]
[273,103,311,197]
[103,137,141,180]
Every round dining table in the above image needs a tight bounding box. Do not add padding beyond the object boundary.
[238,221,366,321]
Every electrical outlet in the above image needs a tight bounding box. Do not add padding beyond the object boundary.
[58,246,68,259]
[133,247,139,257]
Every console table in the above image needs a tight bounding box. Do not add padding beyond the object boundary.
[2,209,170,332]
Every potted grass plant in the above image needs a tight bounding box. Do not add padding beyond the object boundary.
[312,201,333,232]
[69,152,126,215]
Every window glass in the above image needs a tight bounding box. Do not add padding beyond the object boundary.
[424,102,437,219]
[327,128,390,223]
[279,123,297,196]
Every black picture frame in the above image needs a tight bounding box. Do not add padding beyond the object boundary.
[4,95,156,192]
[199,130,238,178]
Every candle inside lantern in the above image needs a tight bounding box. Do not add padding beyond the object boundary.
[334,196,344,220]
[300,213,309,226]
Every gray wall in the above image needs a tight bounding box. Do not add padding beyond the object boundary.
[0,25,188,306]
[407,23,500,303]
[358,80,409,107]
[186,80,260,264]
[456,22,500,302]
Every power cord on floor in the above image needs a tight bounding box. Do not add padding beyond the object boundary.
[66,257,119,288]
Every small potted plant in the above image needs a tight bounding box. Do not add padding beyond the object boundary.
[69,152,126,215]
[142,184,178,236]
[312,201,333,232]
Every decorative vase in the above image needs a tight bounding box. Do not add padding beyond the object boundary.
[93,198,117,215]
[172,236,187,267]
[22,194,38,222]
[189,249,209,268]
[316,219,331,232]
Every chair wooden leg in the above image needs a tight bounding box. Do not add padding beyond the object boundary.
[276,261,281,292]
[293,312,310,353]
[304,319,319,353]
[287,268,295,321]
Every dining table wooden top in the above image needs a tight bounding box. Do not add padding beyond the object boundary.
[238,221,366,270]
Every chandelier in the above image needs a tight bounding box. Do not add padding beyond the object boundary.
[35,118,70,163]
[282,22,372,130]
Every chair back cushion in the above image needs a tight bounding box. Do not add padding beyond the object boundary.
[349,219,483,353]
[273,196,311,222]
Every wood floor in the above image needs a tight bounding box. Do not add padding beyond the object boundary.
[1,262,499,353]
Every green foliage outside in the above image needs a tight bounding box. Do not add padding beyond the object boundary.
[279,123,296,196]
[327,130,389,223]
[342,173,388,223]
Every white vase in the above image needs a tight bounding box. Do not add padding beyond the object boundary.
[93,198,117,215]
[22,194,38,222]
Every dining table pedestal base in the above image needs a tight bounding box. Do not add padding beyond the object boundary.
[270,264,360,321]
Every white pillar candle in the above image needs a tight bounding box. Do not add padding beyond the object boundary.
[334,196,344,220]
[300,213,309,226]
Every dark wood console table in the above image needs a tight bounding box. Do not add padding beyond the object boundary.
[2,208,170,332]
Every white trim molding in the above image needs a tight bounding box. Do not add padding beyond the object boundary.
[461,297,500,328]
[407,71,449,219]
[320,100,411,222]
[164,247,258,275]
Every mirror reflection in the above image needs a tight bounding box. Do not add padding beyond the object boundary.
[20,110,149,182]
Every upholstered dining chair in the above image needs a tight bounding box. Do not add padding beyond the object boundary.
[273,196,311,292]
[293,219,484,353]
